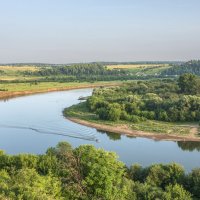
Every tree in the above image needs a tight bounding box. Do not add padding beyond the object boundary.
[0,169,62,200]
[178,73,200,94]
[96,107,109,120]
[107,103,121,121]
[132,182,164,200]
[74,145,130,200]
[146,163,185,188]
[163,184,192,200]
[187,168,200,198]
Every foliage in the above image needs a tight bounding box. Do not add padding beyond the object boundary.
[0,141,199,199]
[0,169,62,200]
[162,60,200,76]
[163,184,192,200]
[86,77,200,123]
[178,73,200,94]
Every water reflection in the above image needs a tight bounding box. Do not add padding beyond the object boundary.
[98,129,200,152]
[97,129,137,141]
[177,141,200,152]
[97,130,122,141]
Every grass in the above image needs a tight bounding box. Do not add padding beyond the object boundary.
[130,121,191,135]
[107,64,171,76]
[64,102,193,136]
[0,65,39,72]
[107,64,169,70]
[0,65,125,98]
[0,65,41,81]
[0,81,124,100]
[0,76,41,81]
[0,81,122,92]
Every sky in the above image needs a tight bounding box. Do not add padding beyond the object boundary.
[0,0,200,63]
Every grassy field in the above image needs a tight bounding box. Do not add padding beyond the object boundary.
[64,102,195,136]
[107,64,169,69]
[0,81,122,92]
[0,65,39,71]
[0,81,123,99]
[0,64,126,99]
[0,65,41,81]
[107,64,171,76]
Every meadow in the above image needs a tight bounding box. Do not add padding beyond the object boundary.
[107,63,171,76]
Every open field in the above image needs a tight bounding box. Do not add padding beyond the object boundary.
[0,81,123,99]
[0,65,41,81]
[0,65,39,71]
[107,64,171,76]
[64,102,200,141]
[107,64,170,69]
[0,76,41,81]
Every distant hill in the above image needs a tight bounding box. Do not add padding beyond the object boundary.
[161,60,200,76]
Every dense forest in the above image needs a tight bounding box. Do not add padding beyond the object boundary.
[0,141,199,200]
[162,60,200,76]
[86,74,200,123]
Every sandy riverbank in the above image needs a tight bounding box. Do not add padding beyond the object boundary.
[67,117,200,142]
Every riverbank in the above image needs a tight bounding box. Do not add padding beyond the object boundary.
[64,102,200,142]
[0,81,122,100]
[67,117,200,142]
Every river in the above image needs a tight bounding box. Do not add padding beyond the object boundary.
[0,88,200,171]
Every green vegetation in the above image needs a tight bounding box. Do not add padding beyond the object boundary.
[107,63,171,76]
[65,74,200,136]
[0,142,200,199]
[178,73,200,94]
[65,101,192,135]
[0,60,199,99]
[0,81,121,93]
[86,74,200,123]
[0,60,199,84]
[162,60,200,76]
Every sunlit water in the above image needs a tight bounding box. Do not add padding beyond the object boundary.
[0,88,200,171]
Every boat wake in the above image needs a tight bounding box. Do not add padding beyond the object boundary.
[0,123,98,142]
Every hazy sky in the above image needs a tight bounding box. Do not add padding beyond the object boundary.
[0,0,200,63]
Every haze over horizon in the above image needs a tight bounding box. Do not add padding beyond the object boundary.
[0,0,200,64]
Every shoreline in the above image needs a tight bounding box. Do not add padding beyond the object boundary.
[2,83,200,142]
[0,82,121,100]
[66,117,200,142]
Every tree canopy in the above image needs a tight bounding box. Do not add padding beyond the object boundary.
[0,141,199,199]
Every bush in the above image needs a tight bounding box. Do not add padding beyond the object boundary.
[130,115,141,123]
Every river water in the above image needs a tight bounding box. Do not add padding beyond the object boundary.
[0,88,200,171]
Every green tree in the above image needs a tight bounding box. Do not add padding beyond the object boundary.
[0,169,62,200]
[178,73,200,94]
[146,163,185,188]
[74,145,130,200]
[187,168,200,198]
[163,184,192,200]
[107,103,121,121]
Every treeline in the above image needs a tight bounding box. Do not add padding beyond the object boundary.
[162,60,200,76]
[0,141,199,199]
[1,62,169,83]
[23,63,126,76]
[86,74,200,122]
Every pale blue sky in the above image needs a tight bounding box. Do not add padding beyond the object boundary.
[0,0,200,63]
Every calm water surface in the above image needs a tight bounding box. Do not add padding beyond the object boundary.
[0,88,200,171]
